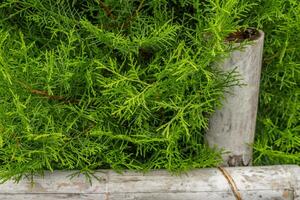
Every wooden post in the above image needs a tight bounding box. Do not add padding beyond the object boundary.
[206,30,265,166]
[0,165,299,200]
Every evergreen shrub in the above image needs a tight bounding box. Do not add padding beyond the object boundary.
[247,0,300,165]
[0,0,299,182]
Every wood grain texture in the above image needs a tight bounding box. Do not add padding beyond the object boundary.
[206,31,265,166]
[0,165,299,200]
[0,194,104,200]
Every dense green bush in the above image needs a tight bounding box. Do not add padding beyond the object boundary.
[0,0,298,181]
[247,0,300,165]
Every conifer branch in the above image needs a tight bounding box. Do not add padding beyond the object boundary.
[2,0,297,181]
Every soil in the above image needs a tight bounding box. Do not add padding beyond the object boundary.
[226,28,260,43]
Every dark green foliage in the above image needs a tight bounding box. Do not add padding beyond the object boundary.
[245,0,300,165]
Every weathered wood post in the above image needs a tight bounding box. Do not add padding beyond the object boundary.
[0,165,299,200]
[206,30,264,166]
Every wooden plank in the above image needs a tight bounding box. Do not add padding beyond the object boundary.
[206,30,265,166]
[0,165,299,200]
[0,194,104,200]
[108,191,294,200]
[0,171,108,194]
[0,192,293,200]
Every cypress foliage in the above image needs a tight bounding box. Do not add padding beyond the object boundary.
[246,0,300,165]
[0,0,299,182]
[0,0,247,181]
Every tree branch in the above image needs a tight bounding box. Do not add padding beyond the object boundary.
[17,80,79,104]
[30,89,80,104]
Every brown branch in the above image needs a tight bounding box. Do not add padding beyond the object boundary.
[16,80,79,104]
[30,89,79,104]
[99,0,116,20]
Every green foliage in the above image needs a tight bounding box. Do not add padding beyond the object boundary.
[0,0,299,182]
[0,0,250,181]
[244,0,300,165]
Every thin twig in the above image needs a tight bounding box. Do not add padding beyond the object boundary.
[218,167,242,200]
[30,89,79,103]
[17,80,79,104]
[99,0,116,20]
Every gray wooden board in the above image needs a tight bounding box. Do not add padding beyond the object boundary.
[0,191,292,200]
[0,194,104,200]
[0,165,299,200]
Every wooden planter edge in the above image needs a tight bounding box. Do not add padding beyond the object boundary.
[0,165,299,200]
